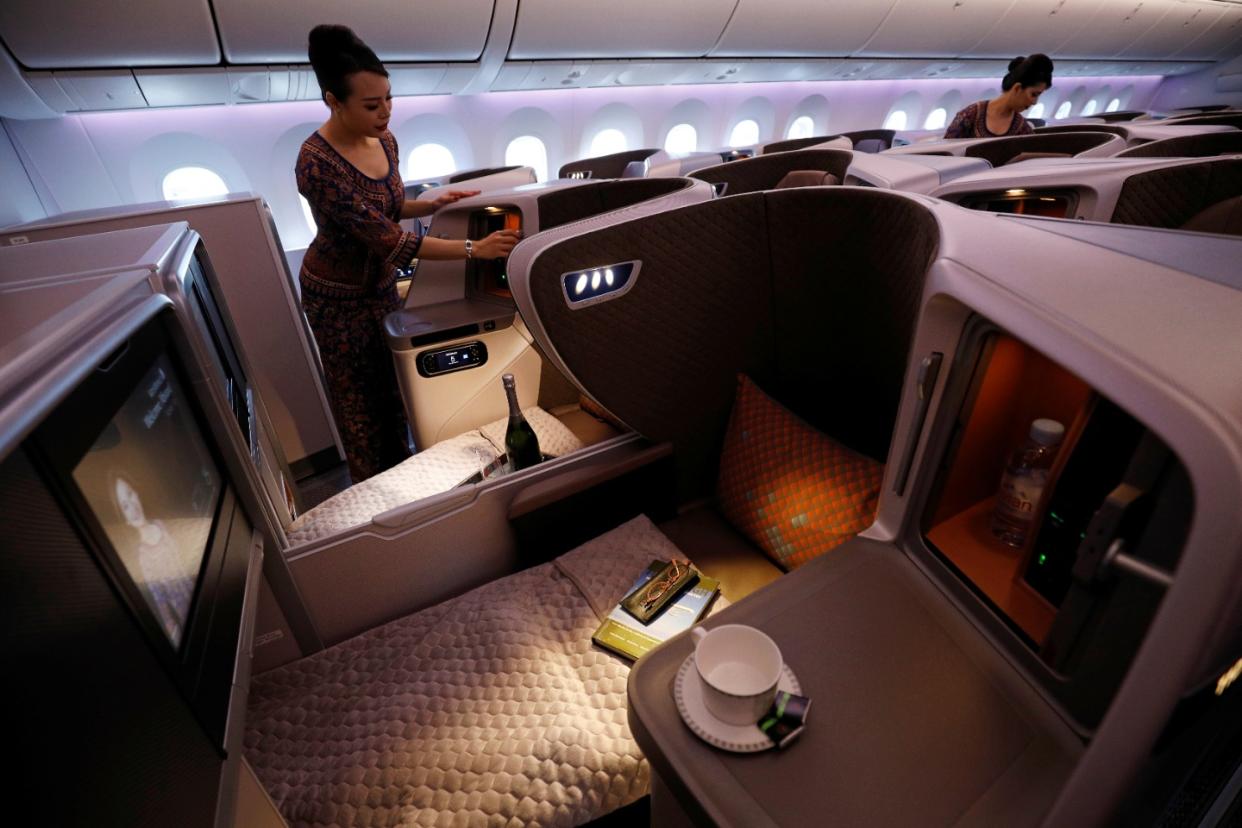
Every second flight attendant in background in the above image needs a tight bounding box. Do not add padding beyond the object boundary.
[299,24,520,482]
[943,54,1054,139]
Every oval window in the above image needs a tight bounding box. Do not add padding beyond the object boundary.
[883,110,908,131]
[664,123,698,154]
[1027,102,1045,119]
[729,119,760,147]
[505,135,549,182]
[588,128,628,157]
[786,116,814,140]
[1081,100,1099,117]
[923,108,947,130]
[1055,101,1073,120]
[162,166,228,201]
[406,143,457,180]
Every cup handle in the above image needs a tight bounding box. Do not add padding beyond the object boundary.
[691,626,707,645]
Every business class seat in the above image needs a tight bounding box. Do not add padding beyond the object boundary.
[1115,130,1242,159]
[558,149,661,180]
[690,148,852,196]
[1180,195,1242,236]
[773,170,842,188]
[1110,157,1242,232]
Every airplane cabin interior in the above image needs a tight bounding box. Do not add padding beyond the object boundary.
[1,2,1242,827]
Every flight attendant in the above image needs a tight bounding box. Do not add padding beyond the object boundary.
[943,54,1054,139]
[299,24,519,482]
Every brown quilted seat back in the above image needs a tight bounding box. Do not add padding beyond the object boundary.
[1180,196,1242,236]
[558,148,660,180]
[691,149,852,196]
[762,134,846,154]
[965,132,1116,167]
[1111,158,1242,229]
[536,178,688,231]
[774,171,841,188]
[1116,132,1242,159]
[524,188,939,498]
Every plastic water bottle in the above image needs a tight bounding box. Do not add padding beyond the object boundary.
[991,418,1065,548]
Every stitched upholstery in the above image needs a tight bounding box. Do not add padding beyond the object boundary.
[762,135,846,154]
[537,179,687,231]
[691,149,852,196]
[965,132,1116,167]
[558,149,660,180]
[1116,132,1242,159]
[1111,159,1242,229]
[525,188,939,498]
[774,171,841,188]
[1180,196,1242,236]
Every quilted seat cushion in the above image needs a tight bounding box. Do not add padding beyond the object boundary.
[288,408,585,545]
[717,375,884,570]
[246,515,707,827]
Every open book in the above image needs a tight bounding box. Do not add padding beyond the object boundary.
[593,560,720,661]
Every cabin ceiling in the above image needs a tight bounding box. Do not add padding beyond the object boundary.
[0,0,1240,118]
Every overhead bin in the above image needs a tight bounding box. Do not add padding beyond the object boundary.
[972,0,1108,60]
[711,0,897,57]
[0,0,219,68]
[212,0,495,63]
[1121,1,1224,60]
[1058,0,1170,59]
[1175,4,1242,60]
[509,0,736,59]
[856,0,1021,59]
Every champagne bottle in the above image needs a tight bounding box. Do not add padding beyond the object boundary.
[502,373,541,471]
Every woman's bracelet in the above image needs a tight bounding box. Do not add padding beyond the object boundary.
[464,239,474,259]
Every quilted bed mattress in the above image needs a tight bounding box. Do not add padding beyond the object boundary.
[287,408,586,545]
[246,515,711,827]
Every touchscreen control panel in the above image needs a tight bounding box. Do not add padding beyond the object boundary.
[417,341,488,378]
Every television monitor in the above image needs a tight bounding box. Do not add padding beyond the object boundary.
[70,352,222,649]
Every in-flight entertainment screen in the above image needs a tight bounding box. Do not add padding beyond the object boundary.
[72,354,222,649]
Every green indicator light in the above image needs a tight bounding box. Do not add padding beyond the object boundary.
[1080,532,1087,540]
[1038,553,1048,565]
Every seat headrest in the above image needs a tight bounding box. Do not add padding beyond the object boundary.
[774,170,840,189]
[1180,196,1242,237]
[1004,151,1072,166]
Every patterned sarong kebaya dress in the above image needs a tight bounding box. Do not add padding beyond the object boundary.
[296,130,422,482]
[943,100,1035,139]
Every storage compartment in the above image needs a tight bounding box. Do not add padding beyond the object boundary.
[921,330,1192,725]
[467,205,522,300]
[956,188,1079,220]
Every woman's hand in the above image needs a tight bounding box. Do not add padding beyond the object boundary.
[474,229,521,260]
[431,189,480,211]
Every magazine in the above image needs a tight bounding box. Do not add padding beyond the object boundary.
[593,560,720,661]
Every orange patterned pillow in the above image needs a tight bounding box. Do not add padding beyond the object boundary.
[717,375,884,570]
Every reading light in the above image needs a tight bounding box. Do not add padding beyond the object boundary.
[1217,657,1242,696]
[562,261,640,308]
[1005,188,1027,196]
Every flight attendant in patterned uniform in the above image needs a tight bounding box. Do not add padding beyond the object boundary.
[299,25,519,482]
[944,54,1054,139]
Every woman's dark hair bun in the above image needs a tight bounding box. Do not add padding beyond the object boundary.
[307,24,387,105]
[1002,53,1054,92]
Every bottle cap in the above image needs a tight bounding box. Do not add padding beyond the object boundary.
[1029,418,1065,445]
[502,373,515,386]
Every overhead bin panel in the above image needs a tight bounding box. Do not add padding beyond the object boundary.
[1122,2,1223,59]
[213,0,495,63]
[1058,0,1170,58]
[711,0,898,57]
[1175,4,1242,59]
[509,0,736,59]
[857,0,1019,58]
[971,0,1108,59]
[0,0,219,68]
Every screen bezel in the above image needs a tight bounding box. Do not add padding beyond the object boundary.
[29,312,231,678]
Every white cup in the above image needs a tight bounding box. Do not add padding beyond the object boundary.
[690,624,783,726]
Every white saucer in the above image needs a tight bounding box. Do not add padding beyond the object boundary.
[674,653,802,753]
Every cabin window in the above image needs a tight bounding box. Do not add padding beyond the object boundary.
[1027,102,1045,120]
[924,108,947,130]
[406,143,457,181]
[299,195,316,234]
[1081,99,1099,117]
[1105,98,1121,113]
[161,166,228,201]
[588,128,628,157]
[883,110,908,131]
[505,135,549,182]
[1054,101,1073,120]
[786,116,814,140]
[729,119,760,147]
[664,123,698,154]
